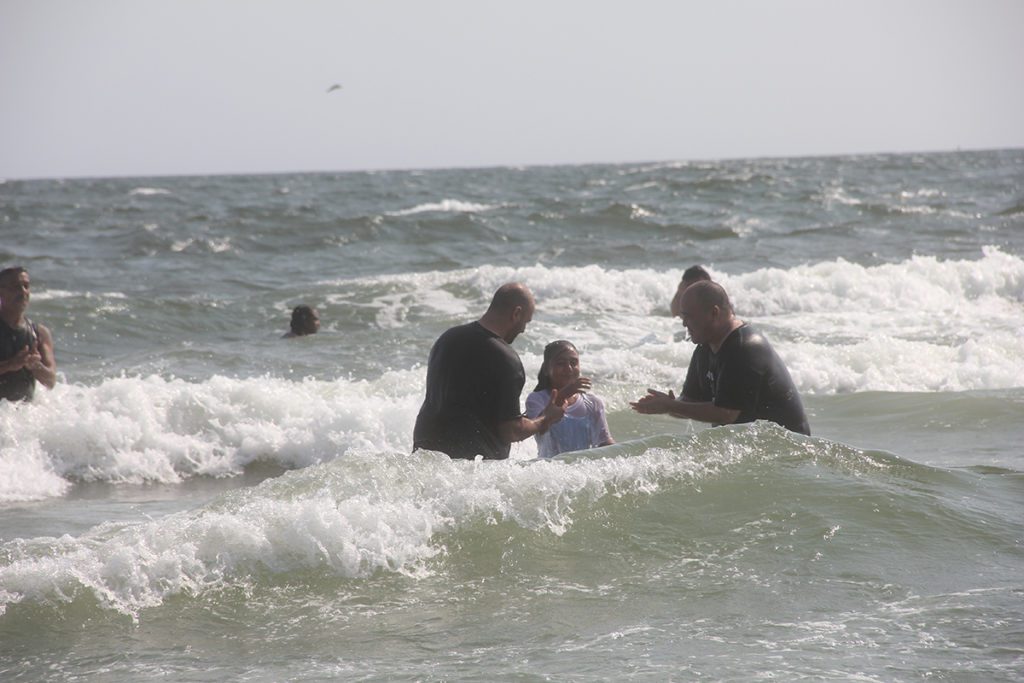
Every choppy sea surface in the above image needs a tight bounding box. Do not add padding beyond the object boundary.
[2,150,1023,681]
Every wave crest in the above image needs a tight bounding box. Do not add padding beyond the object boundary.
[4,423,1011,621]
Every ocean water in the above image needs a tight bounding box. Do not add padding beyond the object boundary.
[1,149,1023,681]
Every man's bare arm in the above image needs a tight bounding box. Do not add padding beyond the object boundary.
[631,388,740,425]
[30,324,57,389]
[498,390,564,443]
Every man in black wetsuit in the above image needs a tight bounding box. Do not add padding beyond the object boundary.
[413,282,567,460]
[631,280,810,435]
[0,267,57,402]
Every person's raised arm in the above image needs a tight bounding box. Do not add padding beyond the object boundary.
[555,376,591,405]
[630,388,740,425]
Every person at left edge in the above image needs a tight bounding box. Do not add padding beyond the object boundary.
[0,267,57,402]
[413,282,569,460]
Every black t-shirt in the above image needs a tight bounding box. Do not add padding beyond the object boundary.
[682,324,810,435]
[0,317,38,402]
[413,321,526,459]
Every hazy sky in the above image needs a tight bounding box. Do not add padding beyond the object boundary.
[2,0,1022,180]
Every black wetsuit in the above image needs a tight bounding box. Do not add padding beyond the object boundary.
[0,317,39,402]
[682,323,810,435]
[413,321,526,459]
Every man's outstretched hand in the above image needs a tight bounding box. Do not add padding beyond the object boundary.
[630,388,676,414]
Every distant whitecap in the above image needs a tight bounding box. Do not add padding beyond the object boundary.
[387,199,498,216]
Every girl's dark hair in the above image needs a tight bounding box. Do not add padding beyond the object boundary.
[0,266,27,285]
[534,340,577,391]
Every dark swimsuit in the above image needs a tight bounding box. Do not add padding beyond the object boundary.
[413,321,526,459]
[0,317,39,402]
[682,323,810,435]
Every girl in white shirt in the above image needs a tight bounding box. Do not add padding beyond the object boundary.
[525,340,614,458]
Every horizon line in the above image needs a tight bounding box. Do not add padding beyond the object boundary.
[3,144,1021,184]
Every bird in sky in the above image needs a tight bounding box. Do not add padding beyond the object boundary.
[326,84,343,93]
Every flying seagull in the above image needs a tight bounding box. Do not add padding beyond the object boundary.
[327,84,343,93]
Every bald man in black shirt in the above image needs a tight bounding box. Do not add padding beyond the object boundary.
[414,283,568,459]
[632,280,809,435]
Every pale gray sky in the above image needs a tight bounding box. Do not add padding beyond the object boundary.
[2,0,1022,180]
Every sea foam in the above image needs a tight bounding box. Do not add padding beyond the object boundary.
[340,247,1024,396]
[0,425,801,619]
[3,249,1020,502]
[386,199,498,216]
[0,373,424,502]
[5,422,1005,622]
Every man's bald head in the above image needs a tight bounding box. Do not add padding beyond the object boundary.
[486,282,535,315]
[481,282,536,344]
[682,280,733,316]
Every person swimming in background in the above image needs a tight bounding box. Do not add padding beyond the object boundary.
[525,340,614,458]
[283,305,320,338]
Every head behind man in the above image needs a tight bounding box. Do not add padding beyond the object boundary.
[670,265,713,318]
[479,282,535,344]
[682,265,711,288]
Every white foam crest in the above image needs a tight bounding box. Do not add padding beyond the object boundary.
[0,372,426,502]
[321,264,682,340]
[324,262,679,321]
[480,263,676,318]
[386,199,497,216]
[28,289,127,302]
[899,189,943,199]
[726,247,1023,316]
[0,430,70,502]
[350,248,1024,329]
[620,161,692,174]
[820,186,862,207]
[491,251,1023,395]
[170,237,234,253]
[724,214,763,237]
[330,252,1023,397]
[783,331,1024,393]
[0,437,752,617]
[208,237,233,253]
[569,323,1024,398]
[0,486,441,619]
[128,187,171,196]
